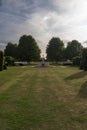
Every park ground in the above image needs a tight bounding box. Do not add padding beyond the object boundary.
[0,65,87,130]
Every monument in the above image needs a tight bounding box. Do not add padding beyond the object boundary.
[36,55,50,67]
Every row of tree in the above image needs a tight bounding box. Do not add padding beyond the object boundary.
[4,35,41,63]
[4,36,83,62]
[46,37,83,61]
[46,37,87,70]
[2,35,87,71]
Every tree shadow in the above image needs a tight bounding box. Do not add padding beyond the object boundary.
[65,71,87,80]
[77,81,87,98]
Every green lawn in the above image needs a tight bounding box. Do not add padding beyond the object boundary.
[0,65,87,130]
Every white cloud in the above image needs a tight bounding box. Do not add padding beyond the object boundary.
[0,43,6,51]
[1,0,87,54]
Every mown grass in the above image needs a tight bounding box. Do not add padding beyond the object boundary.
[0,65,87,130]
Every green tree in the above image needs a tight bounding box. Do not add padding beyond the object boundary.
[65,40,83,60]
[0,50,3,71]
[4,42,18,58]
[80,48,87,71]
[72,56,81,66]
[46,37,64,61]
[18,35,41,62]
[5,56,15,66]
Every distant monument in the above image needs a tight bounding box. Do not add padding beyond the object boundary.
[41,55,45,67]
[36,55,50,67]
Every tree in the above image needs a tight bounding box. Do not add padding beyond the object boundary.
[18,35,41,62]
[72,56,81,66]
[80,48,87,71]
[5,56,15,66]
[64,40,83,60]
[46,37,64,61]
[4,42,18,58]
[0,50,3,71]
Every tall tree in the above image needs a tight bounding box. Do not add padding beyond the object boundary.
[80,48,87,71]
[18,35,41,62]
[46,37,64,61]
[4,42,18,58]
[64,40,83,60]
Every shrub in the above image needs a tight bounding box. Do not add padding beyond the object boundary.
[3,57,7,70]
[0,50,3,71]
[5,56,15,66]
[72,56,81,66]
[80,48,87,71]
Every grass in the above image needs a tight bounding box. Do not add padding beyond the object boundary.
[0,65,87,129]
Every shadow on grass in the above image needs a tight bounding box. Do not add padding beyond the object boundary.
[78,81,87,98]
[65,71,87,80]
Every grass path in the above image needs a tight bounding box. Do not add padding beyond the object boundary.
[0,66,87,130]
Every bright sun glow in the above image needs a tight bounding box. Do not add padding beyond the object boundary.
[43,16,49,21]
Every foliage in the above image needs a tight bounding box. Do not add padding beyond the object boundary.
[80,48,87,71]
[18,35,41,62]
[46,37,64,61]
[3,57,7,70]
[64,40,83,60]
[0,50,3,71]
[72,56,81,66]
[4,42,18,58]
[5,56,15,66]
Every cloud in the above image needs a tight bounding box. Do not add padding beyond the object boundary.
[0,0,87,53]
[0,43,6,51]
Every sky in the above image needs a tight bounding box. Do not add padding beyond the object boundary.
[0,0,87,54]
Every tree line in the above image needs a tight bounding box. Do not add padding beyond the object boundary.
[4,35,41,63]
[46,37,87,70]
[0,34,87,71]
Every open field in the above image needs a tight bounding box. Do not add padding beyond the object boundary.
[0,65,87,130]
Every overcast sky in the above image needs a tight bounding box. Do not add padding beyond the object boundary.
[0,0,87,53]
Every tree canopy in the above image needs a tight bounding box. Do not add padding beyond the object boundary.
[4,35,85,66]
[4,42,18,58]
[46,37,64,61]
[80,48,87,70]
[18,35,41,62]
[64,40,83,60]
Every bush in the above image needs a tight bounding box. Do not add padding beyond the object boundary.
[72,56,81,66]
[80,48,87,71]
[5,56,15,66]
[3,64,7,70]
[80,61,84,69]
[0,50,3,71]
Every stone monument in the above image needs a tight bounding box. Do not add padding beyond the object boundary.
[36,55,50,67]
